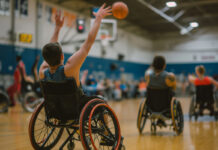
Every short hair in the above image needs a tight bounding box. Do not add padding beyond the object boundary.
[42,42,63,66]
[16,55,22,62]
[196,65,205,75]
[152,56,166,72]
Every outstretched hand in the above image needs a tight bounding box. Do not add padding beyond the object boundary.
[93,3,112,19]
[55,11,65,28]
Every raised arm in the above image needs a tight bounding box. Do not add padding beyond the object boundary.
[39,12,65,79]
[65,4,112,76]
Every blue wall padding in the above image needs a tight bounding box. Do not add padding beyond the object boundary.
[0,44,218,79]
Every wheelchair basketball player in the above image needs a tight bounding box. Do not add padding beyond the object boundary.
[145,56,177,127]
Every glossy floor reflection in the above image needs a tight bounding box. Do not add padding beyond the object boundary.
[0,97,217,150]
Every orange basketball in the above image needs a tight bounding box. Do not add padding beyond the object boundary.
[112,2,129,19]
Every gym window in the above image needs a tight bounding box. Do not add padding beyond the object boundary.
[0,0,10,16]
[15,0,28,17]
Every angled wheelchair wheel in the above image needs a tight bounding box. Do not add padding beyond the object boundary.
[29,102,64,150]
[80,99,106,150]
[137,99,147,134]
[0,90,9,113]
[171,98,184,135]
[188,95,196,121]
[87,103,121,150]
[22,92,42,112]
[214,93,218,121]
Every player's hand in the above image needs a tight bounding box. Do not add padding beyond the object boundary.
[55,11,65,28]
[93,3,112,19]
[83,70,88,75]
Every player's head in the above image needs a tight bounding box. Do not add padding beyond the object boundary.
[16,55,22,62]
[152,55,166,72]
[42,42,64,67]
[195,65,205,76]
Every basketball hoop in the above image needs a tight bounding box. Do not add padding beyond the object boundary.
[100,34,111,47]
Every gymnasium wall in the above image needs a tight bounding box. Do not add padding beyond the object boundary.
[153,27,218,75]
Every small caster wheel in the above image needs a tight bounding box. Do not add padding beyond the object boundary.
[119,145,126,150]
[151,124,156,134]
[67,142,75,150]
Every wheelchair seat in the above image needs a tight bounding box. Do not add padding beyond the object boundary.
[146,88,173,116]
[196,84,214,105]
[40,79,84,123]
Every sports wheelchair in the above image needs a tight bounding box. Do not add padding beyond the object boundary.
[189,84,218,121]
[28,79,124,150]
[137,88,184,135]
[0,87,9,113]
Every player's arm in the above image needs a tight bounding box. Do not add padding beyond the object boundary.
[39,12,64,79]
[81,70,88,85]
[145,72,150,85]
[209,77,218,88]
[144,66,153,85]
[64,4,112,75]
[165,73,176,90]
[188,74,196,84]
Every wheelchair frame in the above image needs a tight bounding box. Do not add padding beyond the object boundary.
[29,98,124,150]
[189,92,218,121]
[137,96,184,135]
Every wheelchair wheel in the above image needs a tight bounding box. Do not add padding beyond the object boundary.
[171,98,184,135]
[29,102,64,150]
[0,90,9,113]
[189,95,196,121]
[80,99,106,150]
[22,92,41,112]
[137,99,147,134]
[88,103,121,150]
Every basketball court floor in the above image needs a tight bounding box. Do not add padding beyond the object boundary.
[0,97,217,150]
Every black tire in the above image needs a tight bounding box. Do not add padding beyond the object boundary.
[172,100,184,135]
[29,102,63,150]
[0,90,9,113]
[22,92,40,112]
[189,95,196,121]
[137,99,147,134]
[151,123,156,134]
[194,113,198,121]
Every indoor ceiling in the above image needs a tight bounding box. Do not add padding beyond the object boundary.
[44,0,218,37]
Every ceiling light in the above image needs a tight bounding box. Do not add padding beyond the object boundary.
[190,22,199,28]
[166,1,177,8]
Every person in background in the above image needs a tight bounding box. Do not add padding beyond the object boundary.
[188,65,218,88]
[31,55,40,82]
[145,55,177,126]
[138,78,147,98]
[7,55,33,106]
[120,80,128,99]
[145,56,176,90]
[113,80,122,101]
[188,65,218,115]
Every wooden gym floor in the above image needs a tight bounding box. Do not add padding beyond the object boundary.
[0,97,217,150]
